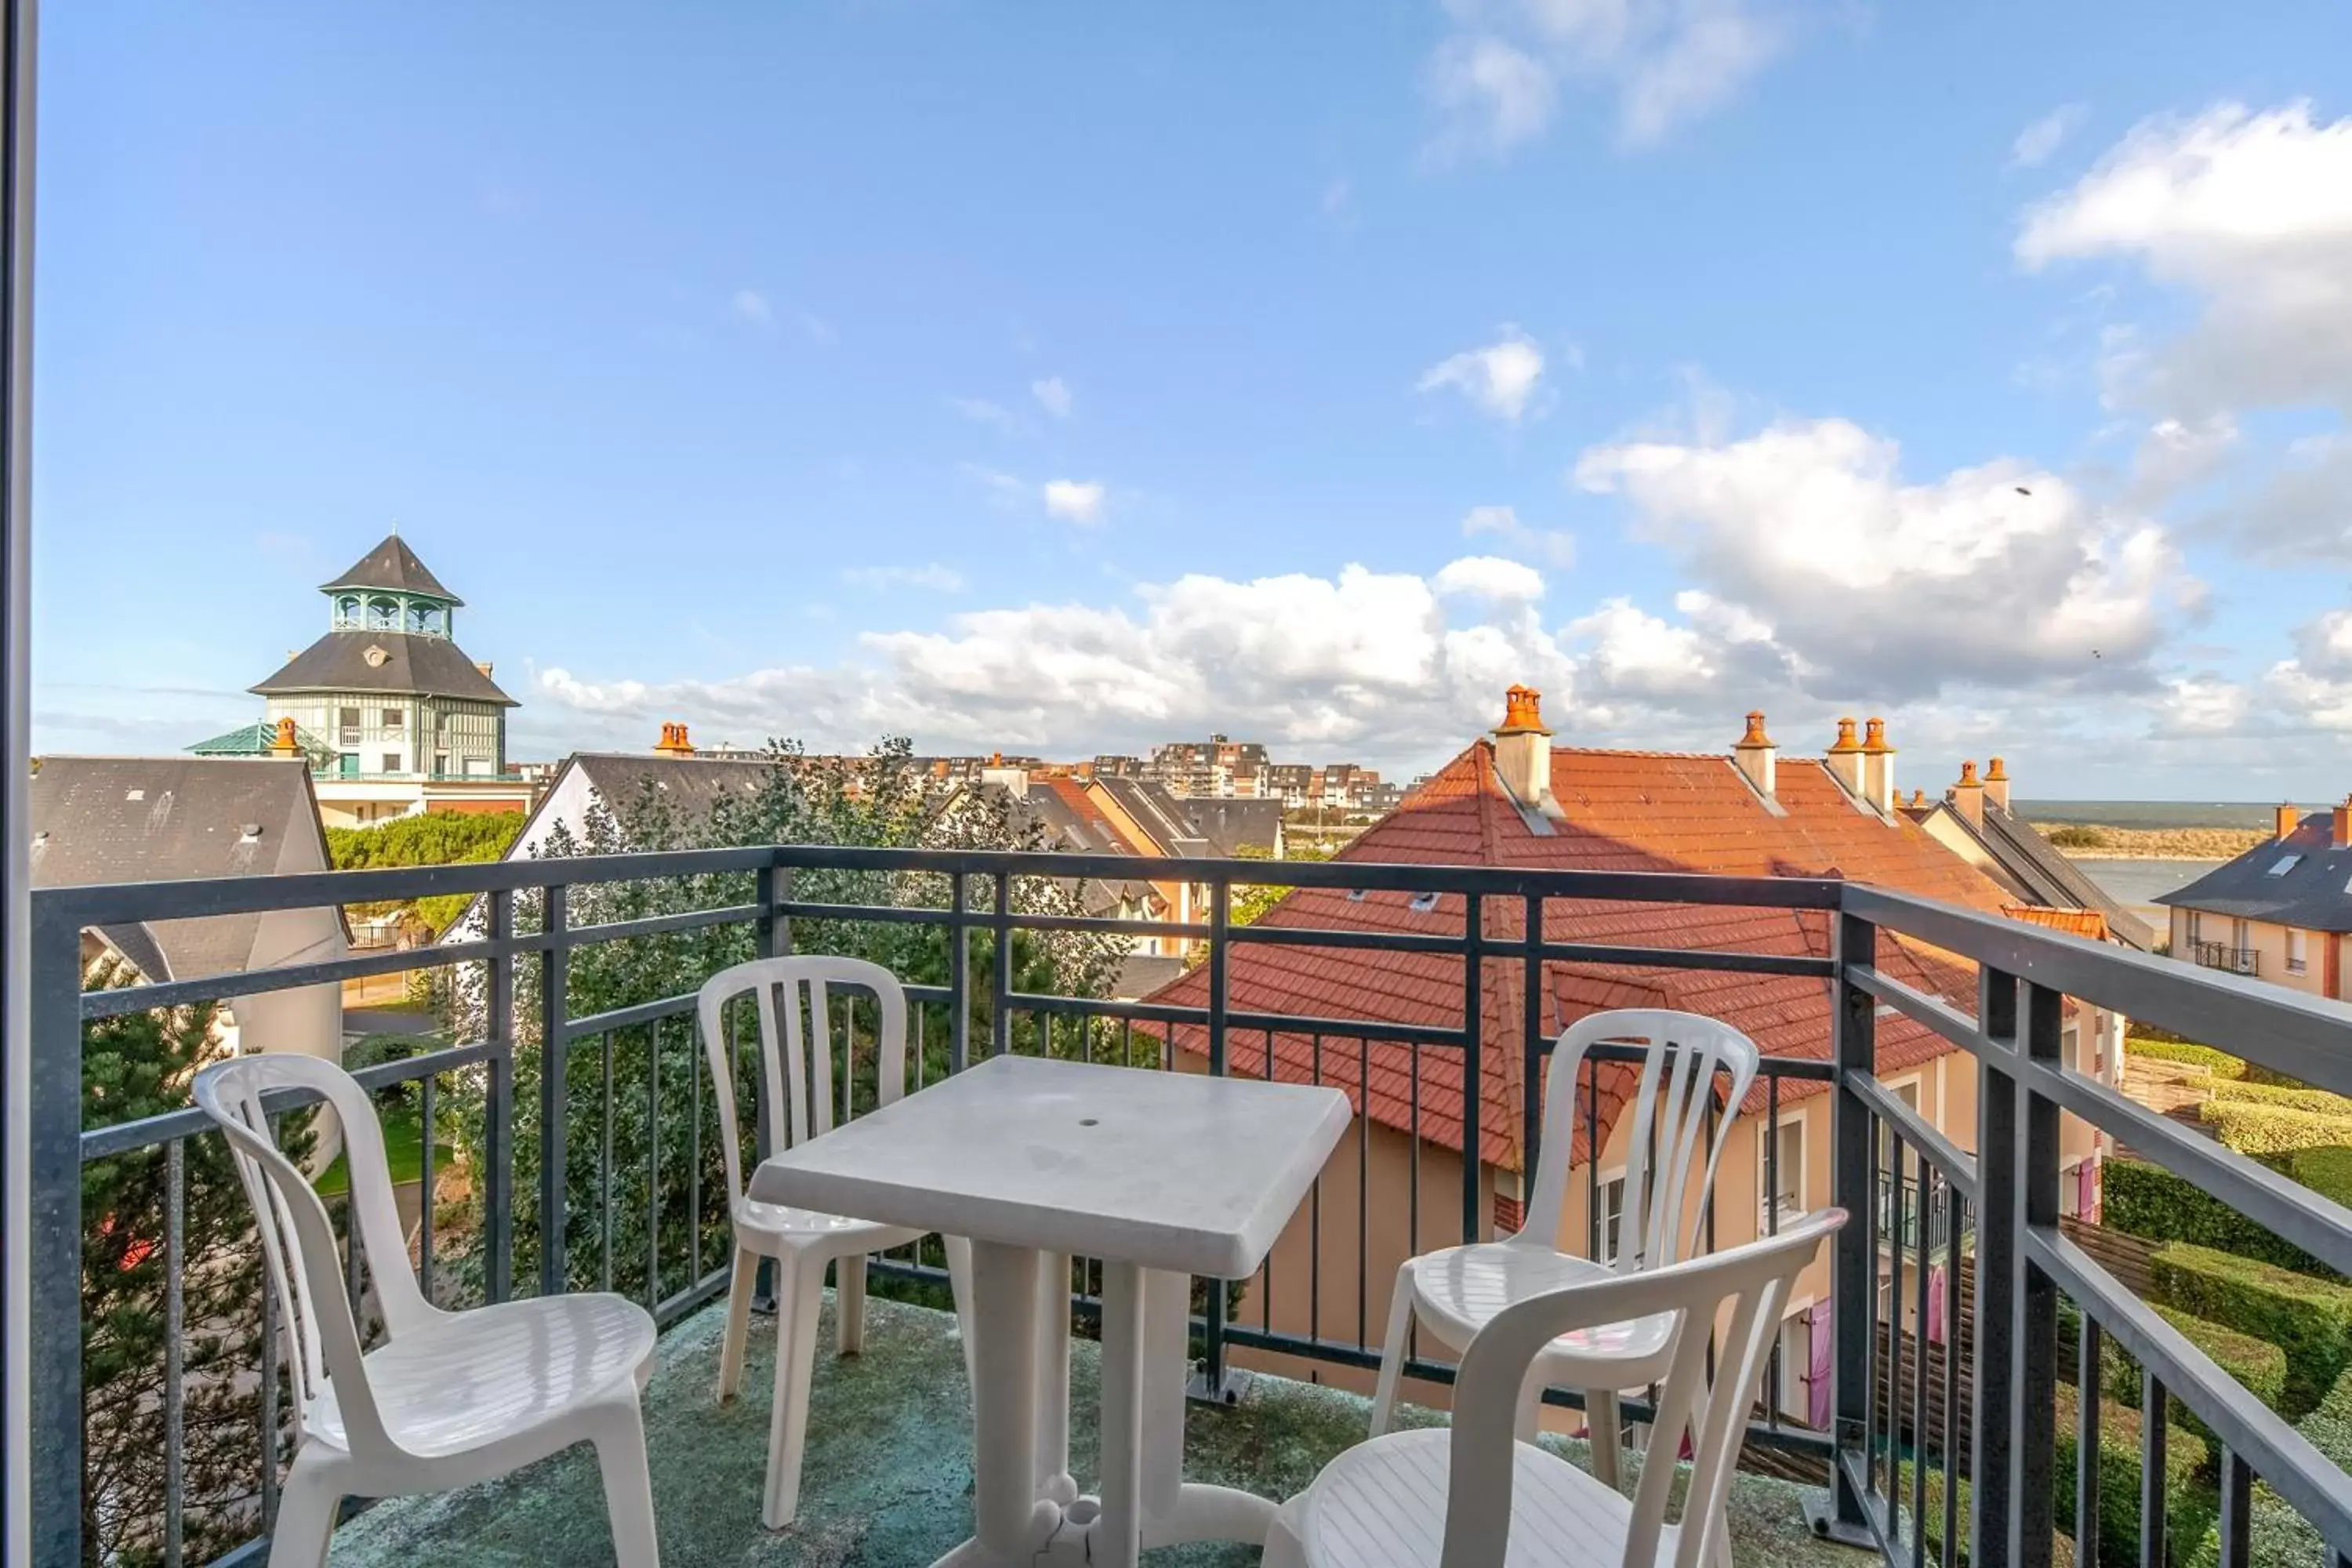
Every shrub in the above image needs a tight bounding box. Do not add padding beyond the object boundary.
[2211,1078,2352,1116]
[2127,1038,2246,1078]
[2103,1160,2335,1279]
[2048,824,2111,850]
[2199,1099,2352,1157]
[2285,1145,2352,1212]
[2103,1303,2288,1443]
[2152,1242,2352,1415]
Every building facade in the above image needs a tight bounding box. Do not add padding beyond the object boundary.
[2158,801,2352,996]
[197,534,532,827]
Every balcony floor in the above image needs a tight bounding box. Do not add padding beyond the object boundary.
[328,1290,1863,1566]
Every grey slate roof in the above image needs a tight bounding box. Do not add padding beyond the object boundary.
[2158,812,2352,932]
[564,753,779,829]
[252,630,516,705]
[30,757,336,981]
[1091,777,1209,856]
[1976,800,2157,949]
[321,535,463,604]
[1176,797,1283,858]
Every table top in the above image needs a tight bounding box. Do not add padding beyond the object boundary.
[746,1054,1352,1277]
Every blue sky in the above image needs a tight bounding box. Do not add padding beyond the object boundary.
[32,2,2352,797]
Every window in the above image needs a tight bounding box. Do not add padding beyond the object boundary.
[2061,1025,2079,1074]
[1594,1174,1626,1265]
[337,706,361,744]
[1762,1115,1805,1228]
[2290,928,2309,974]
[2186,910,2203,946]
[381,708,405,728]
[434,751,449,775]
[2270,854,2303,877]
[380,753,402,775]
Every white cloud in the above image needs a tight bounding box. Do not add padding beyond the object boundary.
[1042,480,1108,524]
[2128,412,2238,505]
[1424,0,1787,157]
[1425,34,1558,160]
[1031,376,1073,419]
[2010,104,2086,169]
[1419,328,1547,422]
[731,289,774,331]
[1573,414,2198,697]
[2234,431,2352,562]
[841,563,966,593]
[1432,554,1547,601]
[2017,100,2352,414]
[949,397,1022,435]
[1461,503,1577,567]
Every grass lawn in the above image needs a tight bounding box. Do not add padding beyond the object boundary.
[314,1099,455,1196]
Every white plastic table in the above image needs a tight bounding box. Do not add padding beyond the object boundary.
[747,1053,1351,1568]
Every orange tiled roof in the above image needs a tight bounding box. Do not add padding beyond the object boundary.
[1145,739,2013,1171]
[2002,904,2110,941]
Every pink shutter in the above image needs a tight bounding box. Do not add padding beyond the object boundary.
[1808,1301,1832,1429]
[1926,1265,1947,1345]
[2079,1160,2100,1222]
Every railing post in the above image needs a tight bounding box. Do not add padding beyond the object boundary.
[990,872,1011,1061]
[27,901,82,1568]
[2011,982,2060,1568]
[1973,965,2020,1568]
[1520,892,1543,1210]
[483,887,515,1305]
[536,884,569,1298]
[1461,891,1483,1246]
[949,869,969,1075]
[1192,868,1238,1405]
[1813,906,1879,1546]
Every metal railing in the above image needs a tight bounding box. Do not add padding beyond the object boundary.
[24,844,2352,1568]
[2191,941,2262,977]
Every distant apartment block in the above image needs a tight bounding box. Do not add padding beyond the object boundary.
[1148,735,1273,798]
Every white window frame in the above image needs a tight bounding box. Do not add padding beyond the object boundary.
[1761,1110,1806,1232]
[2289,927,2310,975]
[1593,1168,1628,1266]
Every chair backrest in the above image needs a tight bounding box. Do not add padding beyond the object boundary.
[695,956,910,1219]
[1441,1207,1846,1568]
[1519,1008,1760,1272]
[192,1053,430,1458]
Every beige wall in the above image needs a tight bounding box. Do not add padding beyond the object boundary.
[2170,906,2337,1000]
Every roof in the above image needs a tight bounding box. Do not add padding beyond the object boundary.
[2002,904,2111,940]
[1177,797,1283,858]
[1142,739,2014,1171]
[1934,799,2156,949]
[252,630,516,706]
[1112,953,1187,1000]
[2158,813,2352,932]
[1091,776,1209,856]
[956,779,1160,913]
[188,720,335,763]
[30,757,338,982]
[320,534,463,603]
[561,753,778,827]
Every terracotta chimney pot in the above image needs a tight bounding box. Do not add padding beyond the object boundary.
[2278,802,2301,841]
[1826,717,1866,799]
[1492,685,1555,811]
[1950,760,1984,828]
[1860,718,1897,813]
[269,717,301,758]
[1984,755,2011,813]
[1732,710,1777,799]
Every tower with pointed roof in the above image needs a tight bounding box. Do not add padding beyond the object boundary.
[196,534,534,826]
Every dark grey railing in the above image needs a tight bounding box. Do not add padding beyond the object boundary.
[24,844,2352,1568]
[2191,941,2262,978]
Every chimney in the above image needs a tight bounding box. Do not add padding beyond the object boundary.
[1983,755,2011,813]
[1825,717,1865,799]
[1949,760,1984,828]
[2278,802,2301,841]
[1909,788,1927,809]
[1491,684,1555,812]
[476,661,494,678]
[653,721,695,757]
[1862,718,1896,813]
[268,717,301,758]
[1732,710,1777,799]
[2335,794,2352,850]
[981,750,1029,799]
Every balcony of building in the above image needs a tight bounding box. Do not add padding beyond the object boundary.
[26,844,2352,1567]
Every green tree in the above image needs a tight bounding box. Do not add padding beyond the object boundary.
[328,810,526,935]
[80,956,308,1566]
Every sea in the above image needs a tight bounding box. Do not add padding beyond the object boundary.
[2010,799,2314,918]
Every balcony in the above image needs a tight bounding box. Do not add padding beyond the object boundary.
[27,845,2352,1567]
[2191,941,2262,978]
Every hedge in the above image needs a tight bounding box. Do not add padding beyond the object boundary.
[2285,1145,2352,1211]
[2198,1098,2352,1157]
[2128,1037,2247,1078]
[2210,1078,2352,1117]
[1901,1391,2207,1568]
[2103,1160,2336,1279]
[2220,1360,2352,1568]
[2103,1303,2288,1443]
[2151,1242,2352,1416]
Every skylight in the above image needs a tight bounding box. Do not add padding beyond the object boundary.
[2270,854,2302,877]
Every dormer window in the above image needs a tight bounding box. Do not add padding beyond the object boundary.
[2269,854,2302,877]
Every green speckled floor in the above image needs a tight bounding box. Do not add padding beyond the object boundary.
[328,1291,1871,1566]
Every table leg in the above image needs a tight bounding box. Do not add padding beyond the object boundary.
[1094,1261,1146,1568]
[1034,1252,1075,1507]
[1137,1268,1278,1550]
[949,1240,1058,1566]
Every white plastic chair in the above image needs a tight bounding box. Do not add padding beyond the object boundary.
[1370,1010,1760,1487]
[1269,1209,1844,1568]
[697,955,974,1528]
[194,1053,661,1568]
